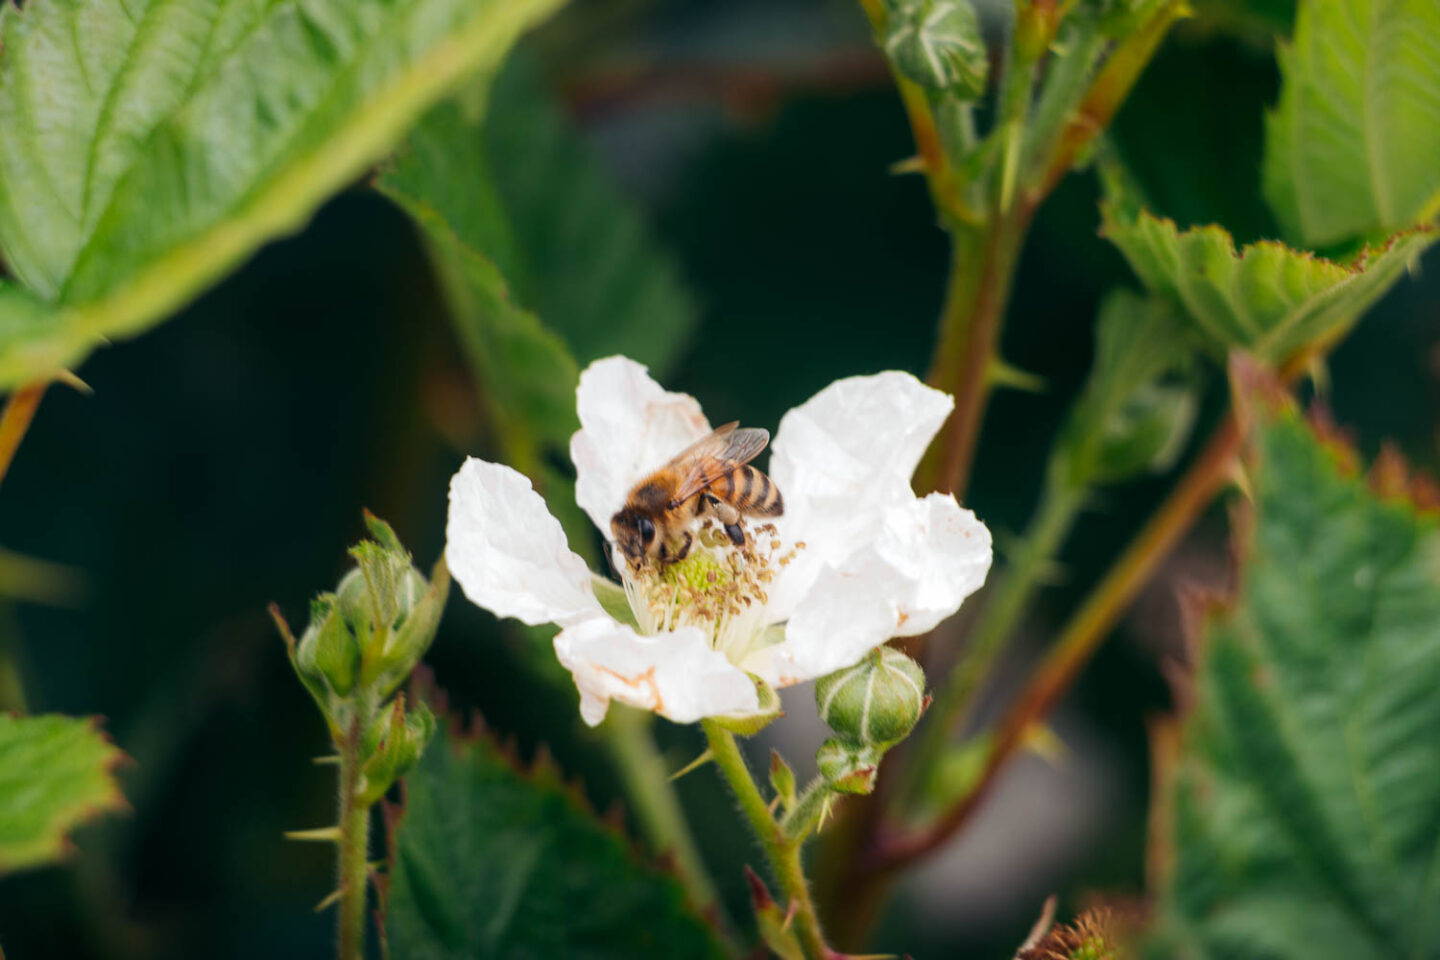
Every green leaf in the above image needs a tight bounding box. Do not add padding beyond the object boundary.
[1054,288,1199,489]
[1152,410,1440,959]
[0,0,563,387]
[479,59,700,376]
[0,713,127,874]
[378,103,581,457]
[1263,0,1440,250]
[386,720,727,959]
[1101,177,1437,364]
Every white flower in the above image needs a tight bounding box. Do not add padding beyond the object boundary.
[446,357,992,727]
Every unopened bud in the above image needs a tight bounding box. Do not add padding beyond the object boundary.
[883,0,988,100]
[816,738,880,795]
[815,647,927,747]
[358,695,435,805]
[296,596,360,697]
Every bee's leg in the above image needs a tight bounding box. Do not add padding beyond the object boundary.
[723,523,745,547]
[674,531,694,561]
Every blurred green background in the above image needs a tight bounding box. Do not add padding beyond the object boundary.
[2,0,1437,956]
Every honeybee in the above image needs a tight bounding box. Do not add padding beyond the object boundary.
[611,421,784,567]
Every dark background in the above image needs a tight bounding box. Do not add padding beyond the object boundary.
[2,0,1437,956]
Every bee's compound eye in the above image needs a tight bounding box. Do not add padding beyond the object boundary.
[637,517,655,542]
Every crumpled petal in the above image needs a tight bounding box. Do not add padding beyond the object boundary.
[554,615,761,725]
[571,356,711,533]
[752,493,991,686]
[765,370,954,620]
[447,458,601,626]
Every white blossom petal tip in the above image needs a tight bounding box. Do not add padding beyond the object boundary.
[554,616,761,726]
[446,458,601,627]
[571,356,711,532]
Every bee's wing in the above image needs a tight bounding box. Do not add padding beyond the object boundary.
[665,422,770,506]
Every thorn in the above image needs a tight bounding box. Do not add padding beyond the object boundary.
[668,747,713,782]
[54,370,93,394]
[818,795,836,832]
[988,356,1047,393]
[285,826,342,843]
[1229,460,1254,501]
[314,887,345,913]
[780,898,799,932]
[888,155,926,175]
[313,755,341,765]
[1016,894,1058,953]
[744,865,775,910]
[767,795,781,814]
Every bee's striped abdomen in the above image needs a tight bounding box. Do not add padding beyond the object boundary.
[722,464,783,517]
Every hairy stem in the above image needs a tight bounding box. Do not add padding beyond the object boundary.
[702,721,828,960]
[336,714,370,960]
[603,709,735,939]
[879,407,1244,870]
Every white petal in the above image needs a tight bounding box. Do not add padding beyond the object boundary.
[756,494,991,685]
[571,356,711,533]
[554,615,761,726]
[765,371,954,619]
[446,458,601,626]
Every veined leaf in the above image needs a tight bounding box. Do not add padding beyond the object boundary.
[386,719,726,958]
[1151,408,1440,959]
[0,713,127,874]
[1263,0,1440,250]
[379,115,580,456]
[1101,184,1436,364]
[0,0,564,387]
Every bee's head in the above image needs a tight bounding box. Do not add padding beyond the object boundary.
[610,508,657,566]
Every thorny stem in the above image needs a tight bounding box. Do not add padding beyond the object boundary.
[603,708,738,943]
[702,721,829,960]
[336,712,371,960]
[875,406,1245,871]
[0,381,47,489]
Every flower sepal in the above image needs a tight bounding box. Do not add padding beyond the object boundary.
[816,738,881,795]
[709,676,783,737]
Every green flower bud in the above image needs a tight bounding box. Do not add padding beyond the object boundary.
[815,647,927,748]
[883,0,988,100]
[357,695,435,805]
[295,595,360,697]
[816,738,881,795]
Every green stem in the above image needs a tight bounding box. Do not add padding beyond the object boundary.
[702,721,829,960]
[603,708,736,941]
[904,476,1088,799]
[336,714,370,960]
[1022,17,1107,186]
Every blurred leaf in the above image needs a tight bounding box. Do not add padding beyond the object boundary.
[1190,0,1294,38]
[1109,36,1280,246]
[0,0,563,387]
[1055,288,1199,489]
[481,59,700,376]
[378,104,580,459]
[1101,176,1437,364]
[1151,410,1440,959]
[0,713,126,875]
[386,720,727,959]
[1263,0,1440,250]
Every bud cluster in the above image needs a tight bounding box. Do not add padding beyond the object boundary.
[813,646,928,794]
[275,512,448,799]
